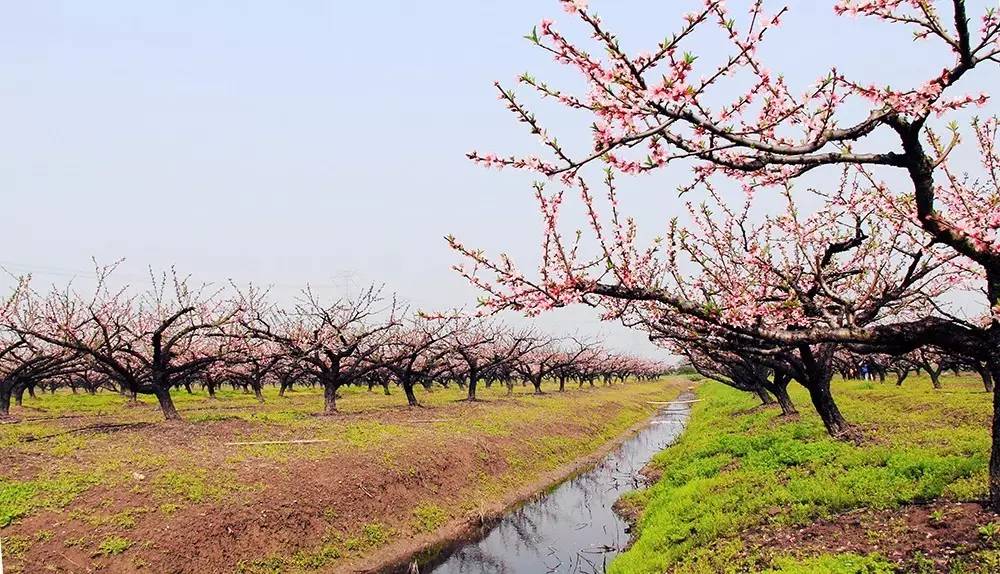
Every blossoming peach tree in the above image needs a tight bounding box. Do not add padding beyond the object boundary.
[449,0,1000,505]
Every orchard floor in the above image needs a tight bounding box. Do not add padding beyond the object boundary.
[613,374,1000,574]
[0,378,683,573]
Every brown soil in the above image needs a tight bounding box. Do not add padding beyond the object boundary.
[745,501,1000,572]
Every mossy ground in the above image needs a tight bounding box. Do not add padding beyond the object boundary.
[612,374,999,574]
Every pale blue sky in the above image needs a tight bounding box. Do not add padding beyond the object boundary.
[1,1,995,353]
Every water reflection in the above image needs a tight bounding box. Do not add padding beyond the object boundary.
[417,393,694,574]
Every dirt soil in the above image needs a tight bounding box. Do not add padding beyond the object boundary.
[745,501,1000,572]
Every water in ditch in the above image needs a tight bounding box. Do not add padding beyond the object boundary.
[412,391,694,574]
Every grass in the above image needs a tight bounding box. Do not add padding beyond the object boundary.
[0,473,99,527]
[412,502,449,533]
[150,468,234,503]
[612,375,995,573]
[97,535,133,556]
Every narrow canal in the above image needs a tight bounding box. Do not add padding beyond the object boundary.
[410,392,695,574]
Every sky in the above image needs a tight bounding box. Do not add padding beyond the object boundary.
[1,1,996,356]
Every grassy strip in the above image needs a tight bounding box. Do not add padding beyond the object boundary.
[612,376,997,574]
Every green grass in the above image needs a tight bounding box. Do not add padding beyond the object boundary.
[612,376,993,573]
[0,473,99,527]
[97,535,133,556]
[151,468,231,503]
[411,502,449,533]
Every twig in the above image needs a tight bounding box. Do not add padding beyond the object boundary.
[19,422,151,442]
[224,439,329,446]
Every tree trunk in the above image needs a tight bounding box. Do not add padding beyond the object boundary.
[754,387,775,406]
[804,382,852,438]
[799,345,853,439]
[928,368,942,389]
[403,381,419,407]
[466,370,479,401]
[895,368,910,387]
[989,358,1000,512]
[772,384,797,416]
[986,269,1000,511]
[323,381,338,414]
[15,385,27,407]
[154,388,181,421]
[558,375,566,392]
[532,374,544,395]
[0,387,11,417]
[764,372,797,416]
[976,362,994,393]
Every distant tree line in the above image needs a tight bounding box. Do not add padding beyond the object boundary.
[0,265,665,421]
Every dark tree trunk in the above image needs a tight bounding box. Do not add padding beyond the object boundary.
[754,387,775,406]
[987,269,1000,512]
[466,369,479,401]
[253,384,265,403]
[154,388,181,421]
[799,345,853,439]
[895,368,910,386]
[558,375,566,392]
[976,362,994,393]
[382,382,391,396]
[928,368,942,389]
[15,385,27,407]
[323,379,340,414]
[772,384,797,416]
[27,384,37,399]
[989,358,1000,512]
[805,382,851,438]
[403,381,419,407]
[763,372,797,416]
[0,386,11,417]
[532,374,544,395]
